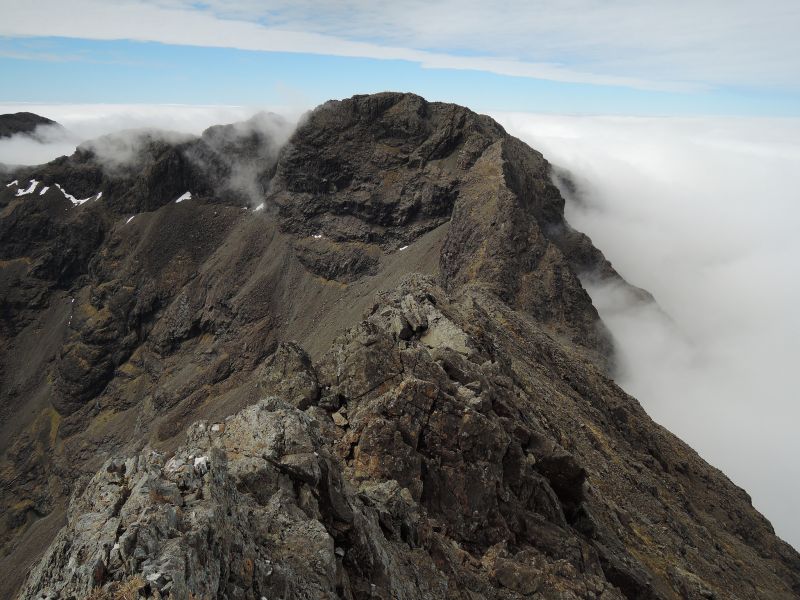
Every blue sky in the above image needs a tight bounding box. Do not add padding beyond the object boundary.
[1,37,798,117]
[1,0,799,116]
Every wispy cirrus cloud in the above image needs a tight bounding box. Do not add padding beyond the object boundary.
[7,0,795,93]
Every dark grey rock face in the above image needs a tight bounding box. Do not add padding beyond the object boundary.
[1,94,798,600]
[271,93,614,363]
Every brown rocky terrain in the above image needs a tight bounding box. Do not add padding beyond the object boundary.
[0,93,798,599]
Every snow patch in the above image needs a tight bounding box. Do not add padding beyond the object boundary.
[193,456,210,475]
[125,216,135,224]
[313,233,323,239]
[16,179,38,196]
[175,191,192,203]
[5,179,18,187]
[399,245,409,251]
[55,183,101,206]
[254,202,265,212]
[39,186,49,195]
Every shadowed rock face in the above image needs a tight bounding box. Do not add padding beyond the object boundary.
[272,94,613,362]
[0,94,798,600]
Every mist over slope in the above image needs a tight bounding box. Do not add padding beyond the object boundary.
[0,104,306,166]
[496,112,800,550]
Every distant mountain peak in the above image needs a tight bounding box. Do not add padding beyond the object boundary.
[0,111,60,139]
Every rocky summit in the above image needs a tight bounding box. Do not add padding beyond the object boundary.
[0,93,797,600]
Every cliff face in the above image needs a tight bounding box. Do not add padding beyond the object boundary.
[0,94,797,600]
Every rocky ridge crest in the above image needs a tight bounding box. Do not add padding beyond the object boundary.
[0,94,797,599]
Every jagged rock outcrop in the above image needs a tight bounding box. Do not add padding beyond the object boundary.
[18,278,800,599]
[0,94,798,599]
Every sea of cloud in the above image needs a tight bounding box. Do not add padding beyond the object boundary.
[495,111,800,550]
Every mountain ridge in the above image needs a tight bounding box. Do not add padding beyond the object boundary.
[0,93,797,599]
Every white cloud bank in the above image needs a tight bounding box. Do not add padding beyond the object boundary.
[3,0,799,92]
[495,111,800,550]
